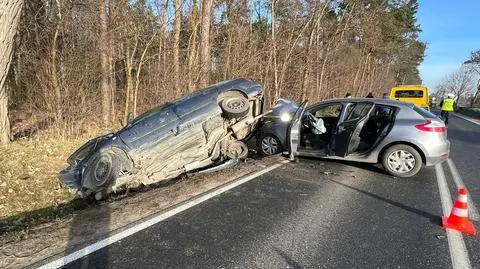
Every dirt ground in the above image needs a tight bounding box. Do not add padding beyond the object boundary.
[0,155,284,269]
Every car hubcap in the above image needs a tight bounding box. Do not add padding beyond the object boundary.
[226,98,246,111]
[261,136,279,155]
[94,156,111,185]
[387,150,415,173]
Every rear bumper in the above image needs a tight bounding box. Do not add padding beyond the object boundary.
[425,156,448,166]
[425,140,450,166]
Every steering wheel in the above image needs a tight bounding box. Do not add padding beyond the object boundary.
[302,112,316,128]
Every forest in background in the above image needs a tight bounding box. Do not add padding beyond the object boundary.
[1,0,426,142]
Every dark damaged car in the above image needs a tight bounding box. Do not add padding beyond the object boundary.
[59,78,265,199]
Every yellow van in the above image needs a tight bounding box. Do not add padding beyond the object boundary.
[390,85,429,110]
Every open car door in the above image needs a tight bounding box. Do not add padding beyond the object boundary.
[335,102,375,157]
[288,101,308,160]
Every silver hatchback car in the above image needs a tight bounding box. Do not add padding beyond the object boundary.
[256,98,450,177]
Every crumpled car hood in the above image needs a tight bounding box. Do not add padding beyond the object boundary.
[67,133,113,166]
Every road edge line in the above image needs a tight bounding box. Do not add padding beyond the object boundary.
[446,158,480,221]
[37,160,289,269]
[452,113,480,126]
[435,163,472,269]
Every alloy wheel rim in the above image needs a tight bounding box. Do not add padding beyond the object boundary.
[94,156,111,185]
[261,136,278,155]
[226,98,246,111]
[387,150,415,173]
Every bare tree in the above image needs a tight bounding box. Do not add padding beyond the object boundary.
[0,0,24,143]
[436,66,475,105]
[464,50,480,106]
[173,0,181,90]
[5,0,426,139]
[199,0,213,87]
[187,0,199,92]
[99,0,111,125]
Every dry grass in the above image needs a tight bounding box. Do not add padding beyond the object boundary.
[0,127,107,222]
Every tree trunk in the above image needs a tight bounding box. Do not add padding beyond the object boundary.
[51,0,62,122]
[99,0,111,125]
[271,0,278,100]
[187,0,199,92]
[472,79,480,107]
[123,37,138,123]
[133,33,157,117]
[199,0,213,87]
[0,0,24,143]
[173,0,181,91]
[109,24,116,123]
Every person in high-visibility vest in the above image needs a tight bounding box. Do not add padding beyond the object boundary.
[440,93,455,125]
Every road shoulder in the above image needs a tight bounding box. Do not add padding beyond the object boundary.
[0,156,284,269]
[452,112,480,126]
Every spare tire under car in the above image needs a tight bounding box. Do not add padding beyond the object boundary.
[220,93,250,119]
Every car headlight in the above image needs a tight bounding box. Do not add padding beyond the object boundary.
[280,113,292,122]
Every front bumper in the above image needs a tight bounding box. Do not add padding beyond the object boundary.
[58,166,83,189]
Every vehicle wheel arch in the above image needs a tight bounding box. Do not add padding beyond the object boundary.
[378,141,426,165]
[104,147,134,171]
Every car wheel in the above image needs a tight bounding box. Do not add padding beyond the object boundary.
[226,141,248,160]
[84,151,120,192]
[220,94,250,119]
[257,134,282,156]
[382,144,422,178]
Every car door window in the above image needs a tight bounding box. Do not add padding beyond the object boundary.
[344,103,374,121]
[314,103,342,118]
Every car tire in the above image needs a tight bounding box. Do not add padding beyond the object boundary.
[257,133,282,156]
[381,144,422,178]
[220,94,250,119]
[226,141,248,160]
[84,151,120,192]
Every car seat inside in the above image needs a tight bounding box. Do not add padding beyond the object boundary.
[354,105,396,154]
[299,104,342,152]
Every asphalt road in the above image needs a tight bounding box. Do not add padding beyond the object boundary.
[44,114,480,269]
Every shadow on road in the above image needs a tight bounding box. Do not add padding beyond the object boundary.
[64,200,111,269]
[326,178,441,226]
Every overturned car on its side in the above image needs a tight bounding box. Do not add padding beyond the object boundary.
[59,78,266,199]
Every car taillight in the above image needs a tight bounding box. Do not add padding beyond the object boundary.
[415,119,446,132]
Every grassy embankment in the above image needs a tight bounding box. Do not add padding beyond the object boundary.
[0,129,100,233]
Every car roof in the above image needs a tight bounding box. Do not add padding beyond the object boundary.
[319,98,415,108]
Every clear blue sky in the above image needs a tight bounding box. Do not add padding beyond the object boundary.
[417,0,480,92]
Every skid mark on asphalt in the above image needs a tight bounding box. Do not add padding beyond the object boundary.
[435,163,472,269]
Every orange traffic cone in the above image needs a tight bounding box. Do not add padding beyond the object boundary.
[442,188,477,235]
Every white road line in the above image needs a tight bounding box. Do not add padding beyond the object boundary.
[452,113,480,126]
[446,158,480,221]
[435,163,472,269]
[37,160,289,269]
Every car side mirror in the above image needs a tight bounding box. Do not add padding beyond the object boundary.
[127,112,134,124]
